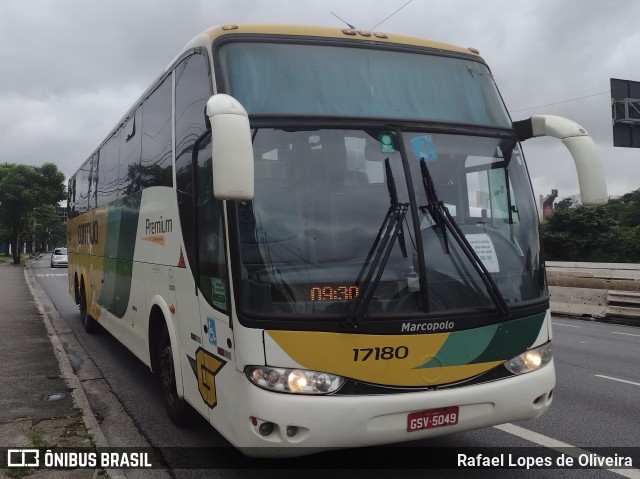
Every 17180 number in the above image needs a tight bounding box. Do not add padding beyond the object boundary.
[352,346,409,361]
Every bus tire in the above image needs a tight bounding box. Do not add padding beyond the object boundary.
[157,324,190,426]
[74,274,80,305]
[79,283,99,334]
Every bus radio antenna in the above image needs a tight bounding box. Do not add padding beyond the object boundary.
[370,0,414,30]
[330,11,355,29]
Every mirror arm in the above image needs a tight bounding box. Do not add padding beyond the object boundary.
[513,115,608,206]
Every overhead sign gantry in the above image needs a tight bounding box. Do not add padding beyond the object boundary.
[611,78,640,148]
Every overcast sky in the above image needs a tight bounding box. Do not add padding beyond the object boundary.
[1,0,639,205]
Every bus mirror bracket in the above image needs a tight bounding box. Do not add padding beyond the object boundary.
[206,94,255,200]
[513,115,607,206]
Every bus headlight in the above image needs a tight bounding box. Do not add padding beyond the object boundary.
[504,342,553,375]
[246,366,345,394]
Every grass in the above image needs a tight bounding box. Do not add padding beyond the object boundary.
[0,253,30,265]
[27,429,47,449]
[6,467,31,478]
[5,468,29,478]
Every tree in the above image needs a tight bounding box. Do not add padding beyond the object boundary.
[541,206,611,261]
[540,188,640,263]
[0,222,10,257]
[0,163,66,264]
[31,205,66,251]
[554,197,573,211]
[618,189,640,227]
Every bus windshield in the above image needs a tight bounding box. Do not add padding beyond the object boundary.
[218,42,511,127]
[235,128,545,320]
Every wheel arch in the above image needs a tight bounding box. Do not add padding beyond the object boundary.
[148,296,184,400]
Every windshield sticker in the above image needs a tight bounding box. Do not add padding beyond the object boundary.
[411,135,438,161]
[212,278,227,311]
[377,132,396,153]
[465,234,500,273]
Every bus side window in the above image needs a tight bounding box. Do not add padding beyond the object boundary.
[119,109,141,196]
[140,76,173,189]
[97,129,121,206]
[175,52,212,274]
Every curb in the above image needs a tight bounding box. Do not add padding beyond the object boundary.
[23,263,127,479]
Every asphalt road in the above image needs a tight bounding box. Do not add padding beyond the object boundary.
[31,257,640,478]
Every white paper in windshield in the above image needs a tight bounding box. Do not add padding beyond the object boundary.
[465,234,500,273]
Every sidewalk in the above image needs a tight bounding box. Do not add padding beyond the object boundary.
[0,262,114,478]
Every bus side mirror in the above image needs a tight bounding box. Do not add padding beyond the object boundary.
[513,115,608,206]
[206,94,254,200]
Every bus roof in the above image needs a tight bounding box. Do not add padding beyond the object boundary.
[201,24,481,58]
[76,24,482,181]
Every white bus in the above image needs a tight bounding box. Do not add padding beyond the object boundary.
[67,24,607,457]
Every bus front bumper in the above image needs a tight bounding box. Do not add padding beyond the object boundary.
[231,360,555,457]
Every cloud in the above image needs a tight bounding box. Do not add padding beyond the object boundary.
[0,85,141,178]
[0,0,638,202]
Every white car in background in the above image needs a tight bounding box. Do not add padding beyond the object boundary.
[50,247,68,268]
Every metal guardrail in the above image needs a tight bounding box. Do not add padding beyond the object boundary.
[546,262,640,322]
[605,291,640,319]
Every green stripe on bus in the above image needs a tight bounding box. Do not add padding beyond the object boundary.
[472,312,546,364]
[416,313,546,368]
[99,192,141,319]
[415,323,499,369]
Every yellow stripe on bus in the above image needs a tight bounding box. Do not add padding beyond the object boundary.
[267,330,503,387]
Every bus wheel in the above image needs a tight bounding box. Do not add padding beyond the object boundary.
[157,325,190,426]
[79,284,98,334]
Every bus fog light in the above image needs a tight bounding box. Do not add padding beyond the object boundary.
[259,421,274,436]
[246,366,345,394]
[286,425,298,437]
[504,342,552,375]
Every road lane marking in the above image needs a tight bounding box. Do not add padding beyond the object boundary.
[495,423,640,478]
[612,331,640,338]
[595,374,640,387]
[36,273,67,277]
[553,322,581,328]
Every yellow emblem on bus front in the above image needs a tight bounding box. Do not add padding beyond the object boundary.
[195,348,225,408]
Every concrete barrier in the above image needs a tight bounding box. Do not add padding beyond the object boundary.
[546,262,640,322]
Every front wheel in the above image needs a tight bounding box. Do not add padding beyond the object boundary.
[157,326,190,426]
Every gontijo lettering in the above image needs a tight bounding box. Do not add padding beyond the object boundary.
[77,220,98,245]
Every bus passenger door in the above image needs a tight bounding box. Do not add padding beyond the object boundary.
[174,131,233,426]
[192,134,235,434]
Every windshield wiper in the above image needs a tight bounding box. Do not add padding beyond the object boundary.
[344,158,408,329]
[419,160,450,255]
[418,159,510,320]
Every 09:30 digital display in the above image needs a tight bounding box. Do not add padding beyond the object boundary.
[309,285,359,302]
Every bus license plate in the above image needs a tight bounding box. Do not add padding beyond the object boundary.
[407,406,459,432]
